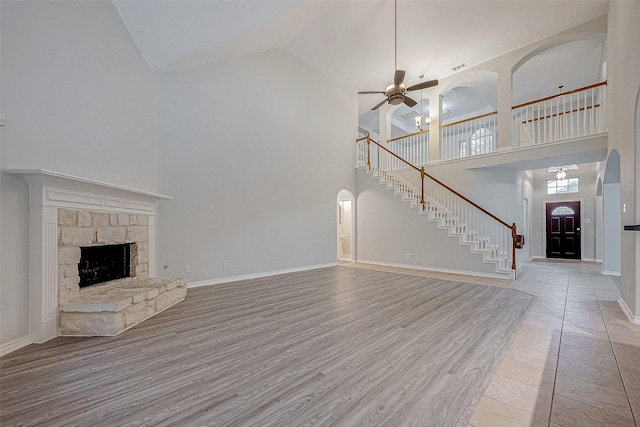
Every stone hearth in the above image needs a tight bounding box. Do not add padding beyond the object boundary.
[55,208,187,336]
[7,169,175,343]
[59,277,187,336]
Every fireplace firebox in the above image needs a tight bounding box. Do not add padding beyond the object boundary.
[79,243,132,287]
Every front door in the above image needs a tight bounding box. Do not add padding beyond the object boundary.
[546,201,581,259]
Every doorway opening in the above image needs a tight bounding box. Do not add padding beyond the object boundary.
[546,201,581,259]
[337,189,355,261]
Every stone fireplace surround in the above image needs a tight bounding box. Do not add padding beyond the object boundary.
[7,170,177,342]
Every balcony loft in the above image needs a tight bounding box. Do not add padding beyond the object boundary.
[359,82,608,173]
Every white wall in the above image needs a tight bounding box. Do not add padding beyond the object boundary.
[356,169,503,276]
[603,183,621,274]
[0,1,158,348]
[607,1,640,316]
[424,163,525,228]
[156,49,356,282]
[530,164,598,260]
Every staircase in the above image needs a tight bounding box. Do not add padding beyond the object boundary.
[356,135,517,279]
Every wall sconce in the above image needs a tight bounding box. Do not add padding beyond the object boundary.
[556,168,566,180]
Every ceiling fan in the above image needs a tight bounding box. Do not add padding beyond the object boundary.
[358,0,438,111]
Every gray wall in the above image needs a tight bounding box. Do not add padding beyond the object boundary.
[607,1,640,315]
[355,168,516,276]
[0,1,158,347]
[156,49,357,282]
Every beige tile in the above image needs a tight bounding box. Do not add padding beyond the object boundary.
[565,300,601,311]
[550,395,635,427]
[531,306,565,317]
[563,317,607,333]
[559,343,618,370]
[609,332,640,347]
[495,357,556,392]
[612,342,640,362]
[617,357,640,397]
[524,317,563,332]
[605,316,640,329]
[484,374,552,420]
[518,324,562,343]
[556,357,625,392]
[563,311,603,324]
[469,395,548,427]
[554,374,633,419]
[560,323,611,343]
[627,392,640,422]
[560,333,613,355]
[607,323,640,335]
[506,345,558,371]
[510,334,560,354]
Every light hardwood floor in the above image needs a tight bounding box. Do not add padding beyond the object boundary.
[1,266,534,426]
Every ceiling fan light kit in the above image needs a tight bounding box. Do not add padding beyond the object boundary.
[358,0,438,111]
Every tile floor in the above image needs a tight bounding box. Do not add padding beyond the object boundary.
[342,260,640,427]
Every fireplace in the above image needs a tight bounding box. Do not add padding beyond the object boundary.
[7,169,172,344]
[79,243,132,287]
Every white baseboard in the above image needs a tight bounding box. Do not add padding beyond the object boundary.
[618,297,640,324]
[355,259,512,280]
[0,335,33,357]
[602,270,621,276]
[187,263,337,288]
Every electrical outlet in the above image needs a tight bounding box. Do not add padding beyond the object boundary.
[185,265,191,273]
[223,262,228,269]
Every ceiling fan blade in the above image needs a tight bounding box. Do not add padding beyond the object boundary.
[371,98,389,111]
[394,69,405,86]
[406,79,439,92]
[403,96,417,107]
[358,91,385,94]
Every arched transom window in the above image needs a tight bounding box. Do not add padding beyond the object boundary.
[551,206,575,215]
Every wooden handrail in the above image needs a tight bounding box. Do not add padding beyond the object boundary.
[440,111,498,129]
[368,137,421,173]
[356,134,517,270]
[387,128,429,143]
[520,104,600,124]
[422,169,512,229]
[512,81,607,110]
[365,136,511,229]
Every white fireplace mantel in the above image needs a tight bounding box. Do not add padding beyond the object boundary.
[6,169,172,343]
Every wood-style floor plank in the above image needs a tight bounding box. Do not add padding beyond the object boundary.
[0,266,533,426]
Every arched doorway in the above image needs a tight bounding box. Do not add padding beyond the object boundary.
[337,189,355,261]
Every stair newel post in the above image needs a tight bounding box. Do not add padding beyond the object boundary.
[420,167,426,211]
[366,134,371,171]
[511,223,517,270]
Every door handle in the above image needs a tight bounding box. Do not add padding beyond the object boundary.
[576,228,581,231]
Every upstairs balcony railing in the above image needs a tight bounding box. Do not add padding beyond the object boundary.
[356,134,517,271]
[512,81,607,147]
[440,111,498,161]
[386,129,429,168]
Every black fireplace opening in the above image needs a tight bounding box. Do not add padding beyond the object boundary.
[78,243,131,287]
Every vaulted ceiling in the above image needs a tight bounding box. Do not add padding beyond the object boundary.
[112,0,609,133]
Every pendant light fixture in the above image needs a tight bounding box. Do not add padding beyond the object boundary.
[414,74,431,130]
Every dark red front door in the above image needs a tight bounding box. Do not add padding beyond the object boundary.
[546,201,581,259]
